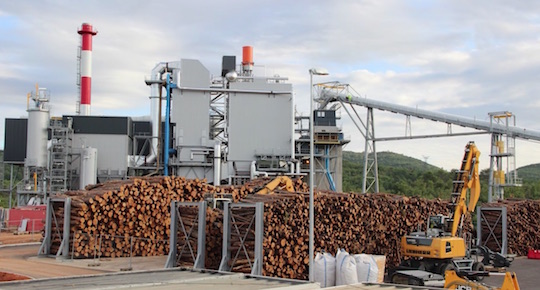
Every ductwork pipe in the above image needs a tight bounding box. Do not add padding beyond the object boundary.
[145,61,181,165]
[250,161,268,179]
[213,142,222,185]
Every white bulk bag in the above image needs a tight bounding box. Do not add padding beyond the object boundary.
[354,254,379,283]
[335,249,358,286]
[314,252,336,288]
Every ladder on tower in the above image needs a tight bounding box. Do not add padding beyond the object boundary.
[48,120,73,194]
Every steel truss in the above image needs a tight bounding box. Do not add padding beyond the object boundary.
[219,202,264,275]
[477,206,507,255]
[39,197,71,259]
[166,201,207,269]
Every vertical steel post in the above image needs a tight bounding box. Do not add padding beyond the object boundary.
[251,202,264,276]
[60,198,71,258]
[38,197,52,255]
[219,201,231,271]
[501,206,507,256]
[308,71,315,282]
[164,73,171,176]
[194,201,207,269]
[165,201,178,268]
[9,165,13,209]
[476,206,481,247]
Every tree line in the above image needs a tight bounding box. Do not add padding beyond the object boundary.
[342,151,540,201]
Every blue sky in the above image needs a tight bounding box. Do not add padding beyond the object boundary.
[2,0,540,171]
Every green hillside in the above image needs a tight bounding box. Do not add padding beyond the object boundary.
[343,150,540,200]
[343,151,453,199]
[516,163,540,183]
[343,151,441,172]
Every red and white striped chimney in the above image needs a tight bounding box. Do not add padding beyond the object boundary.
[78,23,97,115]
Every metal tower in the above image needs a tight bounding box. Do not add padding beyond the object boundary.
[487,112,522,202]
[48,119,73,194]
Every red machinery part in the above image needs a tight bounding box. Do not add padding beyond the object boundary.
[528,249,540,259]
[6,205,46,232]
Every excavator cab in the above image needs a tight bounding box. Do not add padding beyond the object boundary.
[426,215,452,237]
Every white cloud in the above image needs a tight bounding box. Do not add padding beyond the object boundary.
[2,0,540,171]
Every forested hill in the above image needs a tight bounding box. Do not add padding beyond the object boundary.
[343,151,441,172]
[342,151,540,200]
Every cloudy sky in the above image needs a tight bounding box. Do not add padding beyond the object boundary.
[2,0,540,171]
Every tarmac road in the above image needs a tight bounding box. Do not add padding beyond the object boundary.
[482,256,539,289]
[0,244,106,279]
[1,243,539,288]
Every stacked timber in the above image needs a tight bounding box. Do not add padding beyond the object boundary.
[243,192,467,279]
[48,176,476,281]
[482,199,540,256]
[51,177,238,259]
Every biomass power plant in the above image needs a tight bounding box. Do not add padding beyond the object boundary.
[2,23,348,206]
[3,21,540,290]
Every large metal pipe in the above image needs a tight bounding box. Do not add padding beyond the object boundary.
[242,46,254,75]
[79,147,97,189]
[145,62,181,166]
[250,161,268,179]
[213,142,221,185]
[177,86,291,94]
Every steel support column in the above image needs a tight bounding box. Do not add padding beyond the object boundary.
[56,197,71,258]
[362,107,379,193]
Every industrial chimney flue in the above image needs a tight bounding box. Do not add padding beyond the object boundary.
[78,22,97,115]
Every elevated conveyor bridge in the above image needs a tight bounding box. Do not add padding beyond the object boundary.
[316,82,540,201]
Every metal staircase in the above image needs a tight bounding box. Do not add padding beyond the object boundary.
[48,120,73,194]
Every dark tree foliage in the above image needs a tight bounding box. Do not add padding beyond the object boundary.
[343,151,540,201]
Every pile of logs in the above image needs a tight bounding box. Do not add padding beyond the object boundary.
[48,176,491,281]
[482,199,540,256]
[244,191,465,279]
[52,177,245,259]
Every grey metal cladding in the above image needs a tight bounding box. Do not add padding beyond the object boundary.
[133,121,151,136]
[180,59,210,88]
[222,56,236,77]
[64,116,132,135]
[314,110,336,126]
[3,118,28,163]
[133,121,152,155]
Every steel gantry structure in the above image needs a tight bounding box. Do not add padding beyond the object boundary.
[316,82,540,201]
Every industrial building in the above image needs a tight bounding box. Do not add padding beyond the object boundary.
[3,22,540,290]
[2,24,348,206]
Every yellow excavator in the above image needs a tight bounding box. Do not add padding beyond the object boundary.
[255,176,295,194]
[444,270,520,290]
[208,176,295,209]
[393,142,483,283]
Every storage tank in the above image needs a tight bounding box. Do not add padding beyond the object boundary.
[80,147,97,189]
[25,103,50,168]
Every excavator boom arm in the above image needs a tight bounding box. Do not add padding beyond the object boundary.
[256,176,295,194]
[450,142,481,237]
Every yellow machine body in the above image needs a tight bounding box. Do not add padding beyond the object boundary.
[398,142,481,275]
[401,235,466,259]
[444,270,520,290]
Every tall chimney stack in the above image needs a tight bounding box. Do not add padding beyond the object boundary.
[78,23,97,115]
